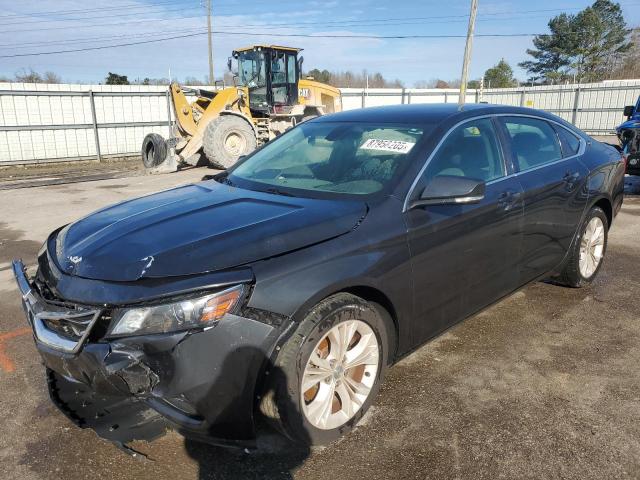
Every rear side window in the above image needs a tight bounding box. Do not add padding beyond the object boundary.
[423,118,505,183]
[554,125,581,157]
[501,117,562,171]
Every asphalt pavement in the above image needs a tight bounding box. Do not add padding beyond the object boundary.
[1,170,640,480]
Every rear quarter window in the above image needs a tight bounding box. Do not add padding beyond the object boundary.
[554,125,581,157]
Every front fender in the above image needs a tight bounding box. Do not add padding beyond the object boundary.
[247,199,413,355]
[219,110,258,137]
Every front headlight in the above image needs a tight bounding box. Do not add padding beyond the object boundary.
[107,285,244,337]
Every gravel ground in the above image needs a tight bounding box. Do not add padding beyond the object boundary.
[1,169,639,480]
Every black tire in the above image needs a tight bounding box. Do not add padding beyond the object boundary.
[202,115,257,169]
[556,206,608,287]
[263,293,393,446]
[141,133,167,169]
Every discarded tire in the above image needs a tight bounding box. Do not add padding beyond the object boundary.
[203,115,257,169]
[141,133,167,169]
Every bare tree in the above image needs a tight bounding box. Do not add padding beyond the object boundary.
[305,69,404,88]
[14,68,43,83]
[42,71,61,83]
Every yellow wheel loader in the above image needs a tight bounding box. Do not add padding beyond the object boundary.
[141,45,342,171]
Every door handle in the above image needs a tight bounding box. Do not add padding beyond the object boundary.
[498,190,520,210]
[563,171,580,191]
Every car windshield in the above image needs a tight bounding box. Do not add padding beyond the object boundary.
[228,122,428,197]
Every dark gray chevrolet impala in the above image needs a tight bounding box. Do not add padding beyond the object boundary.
[13,104,624,449]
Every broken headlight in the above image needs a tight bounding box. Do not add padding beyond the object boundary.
[107,285,244,337]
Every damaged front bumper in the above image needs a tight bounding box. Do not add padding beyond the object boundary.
[618,124,640,175]
[12,260,287,449]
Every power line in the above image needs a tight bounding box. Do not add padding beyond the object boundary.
[2,1,638,49]
[0,0,245,18]
[0,13,208,33]
[4,0,639,24]
[0,27,207,49]
[0,5,205,26]
[0,30,554,59]
[3,1,639,34]
[0,8,628,50]
[0,16,552,49]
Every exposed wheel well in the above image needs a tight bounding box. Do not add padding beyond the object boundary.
[341,286,399,363]
[592,198,612,229]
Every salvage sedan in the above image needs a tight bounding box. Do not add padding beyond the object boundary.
[13,104,624,449]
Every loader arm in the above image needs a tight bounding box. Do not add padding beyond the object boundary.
[170,83,199,137]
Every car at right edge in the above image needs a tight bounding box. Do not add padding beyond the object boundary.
[13,103,625,449]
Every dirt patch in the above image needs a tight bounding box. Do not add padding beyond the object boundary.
[0,156,141,180]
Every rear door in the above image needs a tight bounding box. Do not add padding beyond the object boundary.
[405,116,524,344]
[498,116,589,283]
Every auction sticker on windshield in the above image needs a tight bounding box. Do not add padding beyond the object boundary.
[360,139,416,154]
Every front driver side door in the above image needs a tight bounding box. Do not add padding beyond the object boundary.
[404,117,524,345]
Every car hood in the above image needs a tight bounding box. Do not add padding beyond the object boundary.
[617,118,640,132]
[53,181,367,282]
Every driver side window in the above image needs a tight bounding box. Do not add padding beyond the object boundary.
[423,118,505,183]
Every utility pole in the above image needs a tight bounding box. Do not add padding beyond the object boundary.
[207,0,214,85]
[458,0,478,106]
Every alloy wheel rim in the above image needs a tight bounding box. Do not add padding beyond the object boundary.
[301,319,380,430]
[579,216,605,278]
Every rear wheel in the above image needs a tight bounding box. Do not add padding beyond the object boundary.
[263,293,391,445]
[202,115,257,169]
[141,133,167,169]
[557,206,608,287]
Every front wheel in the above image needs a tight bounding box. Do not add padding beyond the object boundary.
[202,115,257,169]
[263,293,391,445]
[557,206,608,287]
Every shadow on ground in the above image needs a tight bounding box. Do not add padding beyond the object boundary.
[182,345,311,480]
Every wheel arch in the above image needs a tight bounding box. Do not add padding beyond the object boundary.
[289,283,400,364]
[591,196,613,229]
[217,110,258,137]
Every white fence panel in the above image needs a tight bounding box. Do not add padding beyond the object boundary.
[1,80,639,165]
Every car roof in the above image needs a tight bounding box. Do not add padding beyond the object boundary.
[315,103,564,126]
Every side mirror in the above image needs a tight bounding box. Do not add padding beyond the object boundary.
[298,56,304,74]
[227,57,233,72]
[623,105,635,118]
[410,175,485,209]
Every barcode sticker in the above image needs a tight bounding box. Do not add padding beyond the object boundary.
[360,139,416,154]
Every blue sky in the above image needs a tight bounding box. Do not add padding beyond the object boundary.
[0,0,638,85]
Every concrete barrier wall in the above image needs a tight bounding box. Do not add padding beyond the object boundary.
[1,80,638,164]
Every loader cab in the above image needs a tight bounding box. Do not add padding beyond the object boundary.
[233,45,300,114]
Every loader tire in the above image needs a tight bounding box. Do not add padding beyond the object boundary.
[141,133,167,169]
[203,115,257,169]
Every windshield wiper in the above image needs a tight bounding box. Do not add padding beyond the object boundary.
[264,187,295,197]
